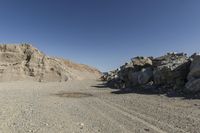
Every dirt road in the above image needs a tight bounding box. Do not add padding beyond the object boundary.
[0,80,199,133]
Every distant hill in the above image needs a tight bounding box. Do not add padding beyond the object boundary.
[0,44,101,82]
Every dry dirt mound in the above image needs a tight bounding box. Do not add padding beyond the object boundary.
[0,44,101,82]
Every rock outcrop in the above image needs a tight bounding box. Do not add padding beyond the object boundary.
[0,44,101,82]
[101,52,200,94]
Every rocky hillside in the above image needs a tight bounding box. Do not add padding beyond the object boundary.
[0,44,101,82]
[101,52,200,94]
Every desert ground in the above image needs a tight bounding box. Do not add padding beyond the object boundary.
[0,79,199,133]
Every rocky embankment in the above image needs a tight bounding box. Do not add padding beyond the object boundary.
[0,44,101,82]
[101,52,200,94]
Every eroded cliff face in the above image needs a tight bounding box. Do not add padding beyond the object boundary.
[0,44,101,82]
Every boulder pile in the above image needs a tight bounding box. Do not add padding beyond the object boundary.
[101,52,200,93]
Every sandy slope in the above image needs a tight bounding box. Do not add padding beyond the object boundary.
[0,80,199,133]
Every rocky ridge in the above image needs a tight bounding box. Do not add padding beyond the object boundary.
[0,44,101,82]
[101,52,200,94]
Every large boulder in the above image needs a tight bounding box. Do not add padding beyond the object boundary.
[153,52,189,87]
[187,54,200,80]
[120,57,153,86]
[131,56,152,71]
[185,54,200,92]
[138,68,153,85]
[127,71,140,87]
[107,77,125,89]
[103,56,154,88]
[127,68,153,87]
[100,69,125,89]
[185,79,200,93]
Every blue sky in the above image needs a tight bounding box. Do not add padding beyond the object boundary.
[0,0,200,72]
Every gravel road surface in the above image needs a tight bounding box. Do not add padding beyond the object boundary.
[0,80,199,133]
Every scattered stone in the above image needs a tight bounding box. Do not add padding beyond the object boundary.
[144,128,150,132]
[44,123,49,126]
[79,123,84,129]
[28,129,33,133]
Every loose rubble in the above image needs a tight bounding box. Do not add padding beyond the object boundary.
[101,52,200,94]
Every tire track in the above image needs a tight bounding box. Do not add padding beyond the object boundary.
[98,98,188,133]
[87,102,133,133]
[92,97,179,133]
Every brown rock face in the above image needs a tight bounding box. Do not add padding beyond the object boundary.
[0,44,101,82]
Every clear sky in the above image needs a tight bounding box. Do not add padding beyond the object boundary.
[0,0,200,72]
